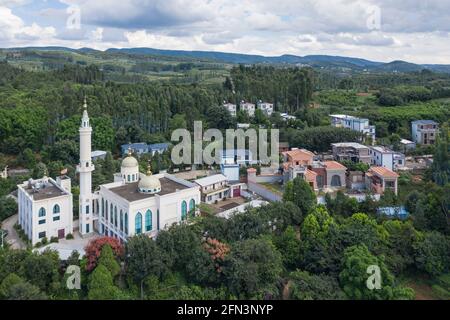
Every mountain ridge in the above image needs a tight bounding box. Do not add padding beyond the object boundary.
[2,46,449,73]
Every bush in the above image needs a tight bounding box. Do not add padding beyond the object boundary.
[50,236,59,243]
[431,285,450,299]
[41,237,48,245]
[34,242,42,248]
[66,233,74,240]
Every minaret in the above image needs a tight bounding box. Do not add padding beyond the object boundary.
[77,97,95,235]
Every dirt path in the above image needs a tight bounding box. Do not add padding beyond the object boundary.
[1,214,27,249]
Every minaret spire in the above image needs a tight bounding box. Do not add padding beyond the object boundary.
[77,97,95,235]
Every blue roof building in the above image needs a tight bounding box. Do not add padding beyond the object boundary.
[377,206,409,219]
[121,143,170,156]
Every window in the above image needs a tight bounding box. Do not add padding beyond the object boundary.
[181,201,187,221]
[114,206,118,227]
[135,212,142,234]
[110,203,113,222]
[86,224,90,233]
[105,200,109,221]
[86,205,89,214]
[39,219,46,225]
[38,207,46,217]
[124,213,128,234]
[53,204,60,214]
[120,210,123,232]
[145,210,152,232]
[101,199,105,217]
[38,231,46,239]
[53,216,60,222]
[157,210,160,230]
[189,199,195,217]
[128,175,131,182]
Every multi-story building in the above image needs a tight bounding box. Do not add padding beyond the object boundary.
[240,101,255,117]
[366,166,399,196]
[195,174,230,204]
[330,114,376,143]
[411,120,439,145]
[18,176,73,245]
[223,102,237,117]
[257,101,274,117]
[220,149,257,166]
[369,146,405,171]
[331,142,372,164]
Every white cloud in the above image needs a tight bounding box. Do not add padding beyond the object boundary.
[0,0,450,63]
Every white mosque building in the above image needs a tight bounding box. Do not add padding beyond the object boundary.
[19,99,201,245]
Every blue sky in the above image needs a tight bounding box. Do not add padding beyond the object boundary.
[1,0,450,64]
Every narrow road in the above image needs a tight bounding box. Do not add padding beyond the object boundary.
[1,214,26,250]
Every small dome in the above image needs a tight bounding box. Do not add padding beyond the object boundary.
[138,163,161,194]
[122,155,138,168]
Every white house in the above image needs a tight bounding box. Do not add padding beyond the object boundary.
[330,114,376,143]
[257,101,274,116]
[240,101,255,117]
[223,102,237,117]
[194,174,230,204]
[411,120,439,145]
[220,149,257,166]
[369,146,405,171]
[399,139,416,152]
[18,176,73,245]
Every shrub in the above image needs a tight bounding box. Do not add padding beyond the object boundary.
[65,233,74,240]
[41,237,48,245]
[50,236,59,243]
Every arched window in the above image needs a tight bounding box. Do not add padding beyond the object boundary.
[181,201,187,221]
[105,200,109,221]
[38,207,46,217]
[120,210,123,232]
[145,210,152,232]
[189,199,195,217]
[135,212,142,234]
[53,204,60,214]
[101,199,105,217]
[110,203,113,223]
[124,213,128,234]
[114,206,118,227]
[128,175,131,182]
[316,175,324,189]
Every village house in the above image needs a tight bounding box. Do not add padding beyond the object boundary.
[330,114,376,143]
[223,102,237,117]
[411,120,439,145]
[369,146,405,171]
[332,142,372,164]
[366,166,399,196]
[239,101,256,117]
[194,174,230,204]
[257,101,274,116]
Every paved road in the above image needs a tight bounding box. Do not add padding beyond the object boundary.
[1,214,27,249]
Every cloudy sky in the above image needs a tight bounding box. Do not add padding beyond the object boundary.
[1,0,449,64]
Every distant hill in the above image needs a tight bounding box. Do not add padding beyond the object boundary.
[2,46,450,73]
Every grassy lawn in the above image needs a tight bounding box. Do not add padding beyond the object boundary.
[260,182,284,196]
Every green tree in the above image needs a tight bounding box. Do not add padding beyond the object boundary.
[88,264,122,300]
[283,177,317,215]
[289,270,345,300]
[414,231,450,276]
[126,235,171,299]
[222,238,283,299]
[339,244,413,300]
[98,244,121,278]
